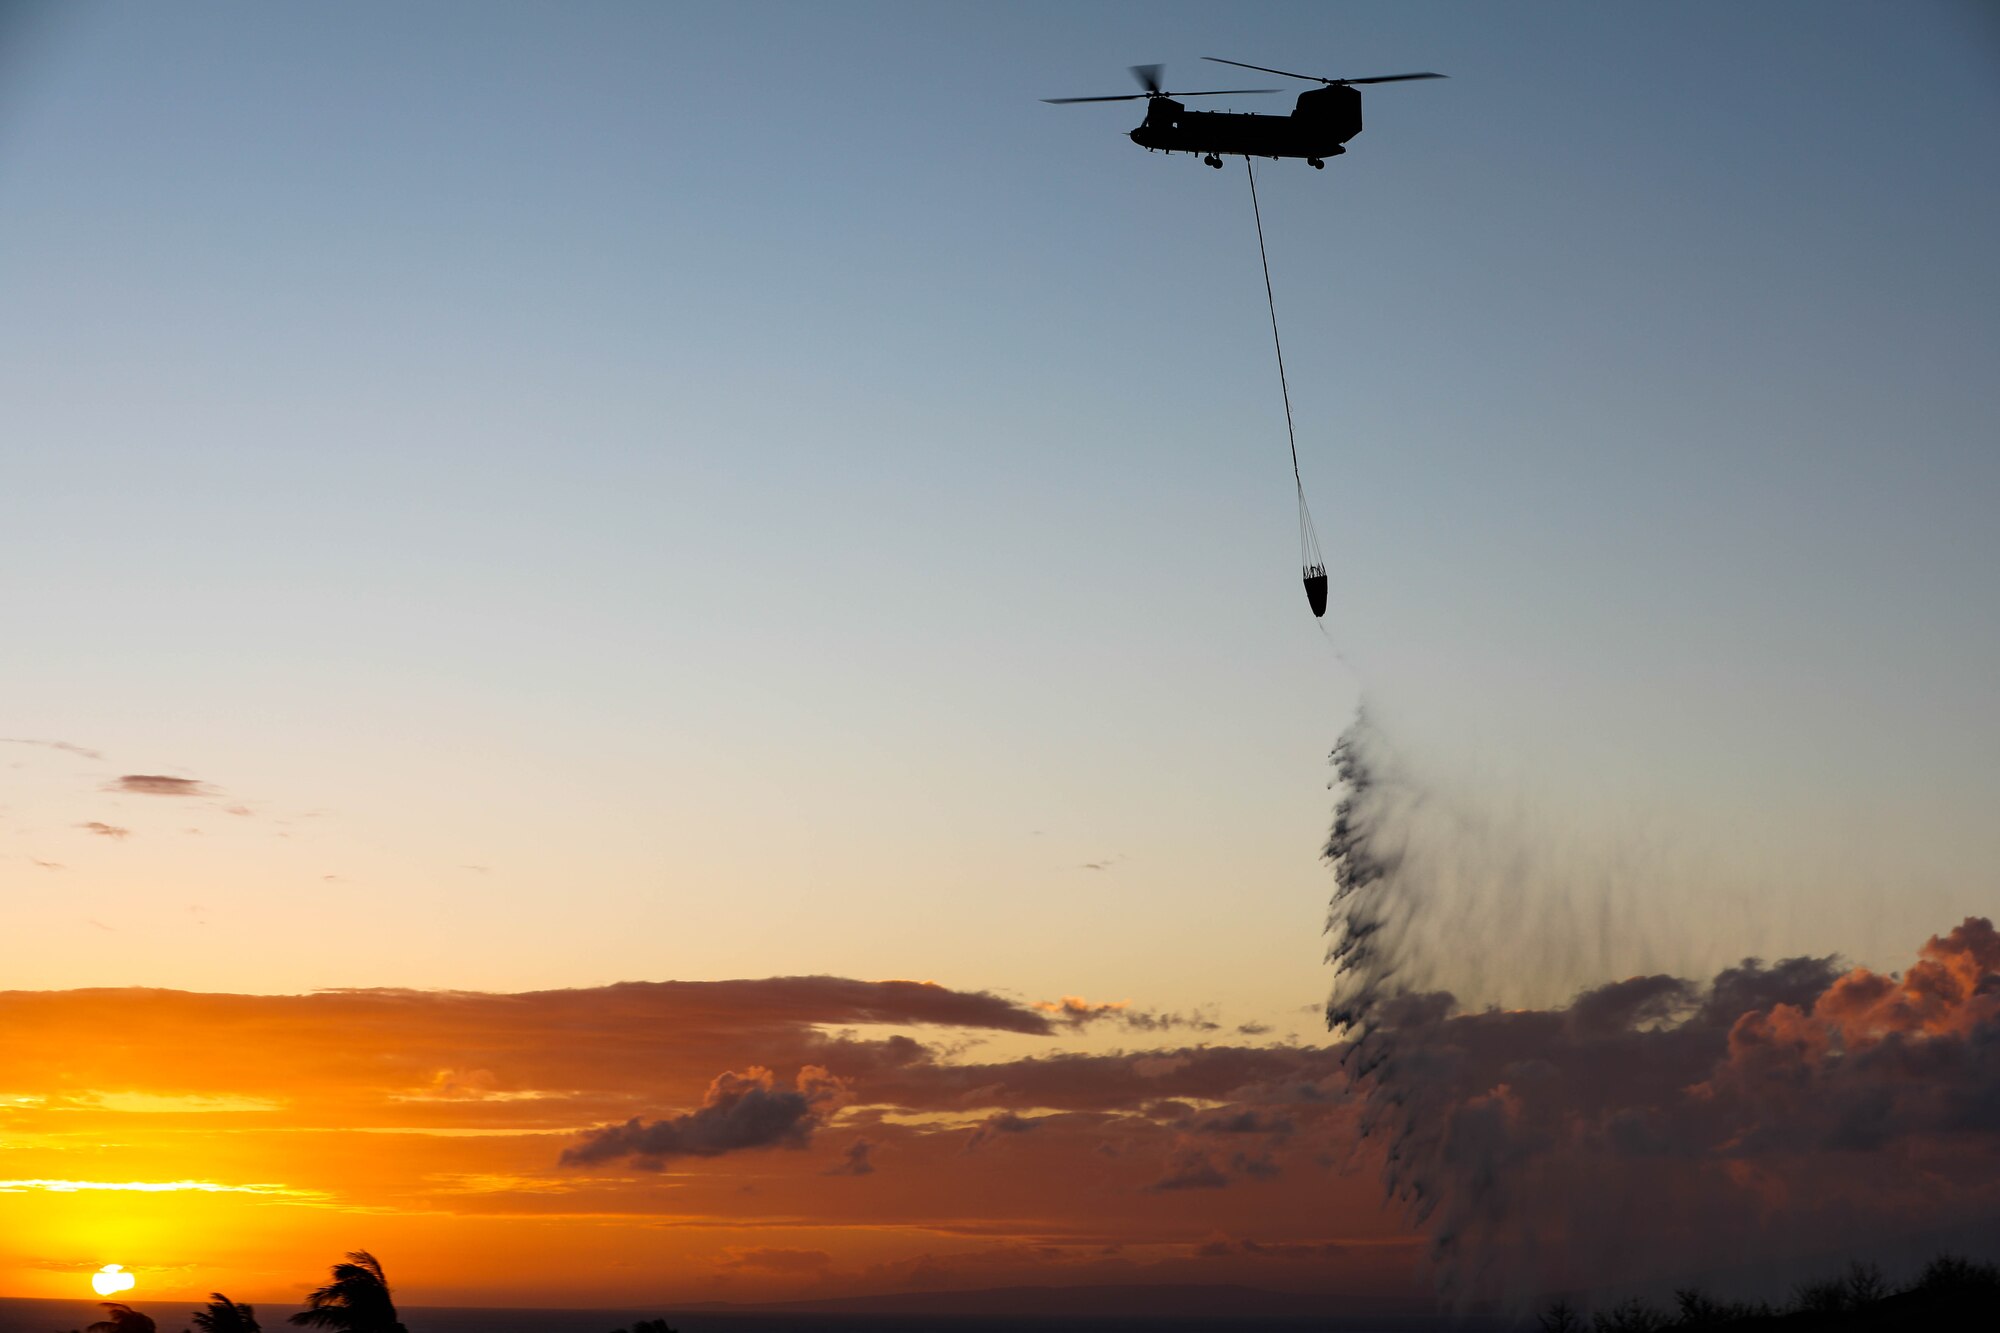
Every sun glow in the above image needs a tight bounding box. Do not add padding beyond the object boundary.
[0,1179,319,1196]
[91,1264,136,1296]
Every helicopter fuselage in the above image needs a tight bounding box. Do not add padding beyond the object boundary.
[1129,86,1362,164]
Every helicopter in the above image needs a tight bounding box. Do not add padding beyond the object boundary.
[1045,58,1444,169]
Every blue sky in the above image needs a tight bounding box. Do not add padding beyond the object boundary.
[2,2,1996,1013]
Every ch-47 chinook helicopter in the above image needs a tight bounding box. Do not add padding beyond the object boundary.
[1044,58,1444,169]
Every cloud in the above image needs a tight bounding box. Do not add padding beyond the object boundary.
[1032,996,1221,1033]
[77,822,130,839]
[1341,917,2000,1296]
[1229,1151,1280,1179]
[1034,996,1129,1024]
[1148,1148,1229,1192]
[0,975,1183,1120]
[867,1044,1346,1114]
[1,738,102,760]
[823,1139,875,1176]
[107,774,214,797]
[718,1247,831,1272]
[1198,1235,1351,1261]
[561,1066,846,1169]
[391,1069,568,1103]
[0,967,1426,1304]
[963,1110,1038,1154]
[1192,1110,1293,1137]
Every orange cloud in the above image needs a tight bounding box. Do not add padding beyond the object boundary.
[1344,918,2000,1298]
[718,1246,832,1272]
[0,970,1395,1307]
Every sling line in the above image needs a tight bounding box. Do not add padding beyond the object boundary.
[1245,158,1327,594]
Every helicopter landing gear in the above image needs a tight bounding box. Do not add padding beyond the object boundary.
[1203,154,1223,169]
[1307,157,1325,169]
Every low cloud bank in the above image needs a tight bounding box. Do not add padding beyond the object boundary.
[1326,717,2000,1299]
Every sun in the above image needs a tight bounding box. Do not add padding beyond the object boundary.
[91,1265,136,1297]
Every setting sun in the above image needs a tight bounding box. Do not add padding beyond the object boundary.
[91,1264,135,1297]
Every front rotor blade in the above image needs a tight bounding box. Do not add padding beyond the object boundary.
[1042,93,1148,104]
[1130,63,1163,94]
[1203,55,1322,83]
[1341,72,1447,84]
[1166,88,1279,99]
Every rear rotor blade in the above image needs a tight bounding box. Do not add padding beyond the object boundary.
[1204,56,1447,86]
[1168,88,1278,98]
[1342,72,1447,84]
[1203,55,1322,82]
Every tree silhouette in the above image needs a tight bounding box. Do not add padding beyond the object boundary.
[190,1294,258,1333]
[87,1304,157,1333]
[287,1252,406,1333]
[607,1322,677,1333]
[1536,1298,1582,1333]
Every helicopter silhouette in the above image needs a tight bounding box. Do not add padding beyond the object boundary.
[1045,58,1444,169]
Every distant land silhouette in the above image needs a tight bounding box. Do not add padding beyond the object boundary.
[1539,1254,2000,1331]
[0,1291,1502,1333]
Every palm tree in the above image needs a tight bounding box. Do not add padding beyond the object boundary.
[190,1294,258,1333]
[86,1304,157,1333]
[287,1251,406,1333]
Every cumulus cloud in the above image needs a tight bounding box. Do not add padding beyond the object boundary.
[561,1066,846,1168]
[108,774,214,797]
[1321,712,2000,1299]
[823,1138,875,1176]
[1343,917,2000,1296]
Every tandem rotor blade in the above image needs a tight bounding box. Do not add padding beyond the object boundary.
[1043,93,1150,103]
[1203,55,1322,83]
[1342,72,1448,84]
[1131,63,1163,94]
[1203,56,1447,86]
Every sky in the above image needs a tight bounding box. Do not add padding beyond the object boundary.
[2,0,1997,1316]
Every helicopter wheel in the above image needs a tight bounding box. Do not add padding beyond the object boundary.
[1308,157,1324,169]
[1204,154,1222,169]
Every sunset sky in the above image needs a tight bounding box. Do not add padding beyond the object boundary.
[4,0,1997,1316]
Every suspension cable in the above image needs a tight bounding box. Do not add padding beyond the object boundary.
[1246,157,1324,573]
[1247,157,1302,493]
